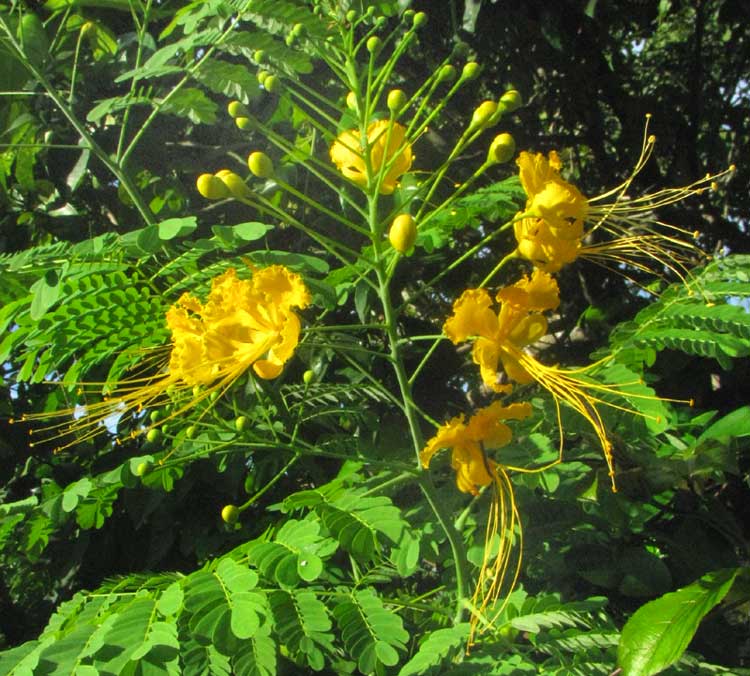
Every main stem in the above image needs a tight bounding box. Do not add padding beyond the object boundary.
[367,194,470,623]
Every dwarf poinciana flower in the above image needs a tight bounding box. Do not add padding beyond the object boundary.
[23,264,310,451]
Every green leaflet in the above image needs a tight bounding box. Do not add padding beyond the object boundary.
[617,568,739,676]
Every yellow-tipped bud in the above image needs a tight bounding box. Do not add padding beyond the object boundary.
[366,36,382,53]
[389,214,417,253]
[247,151,274,178]
[499,89,523,112]
[196,173,230,200]
[470,100,498,131]
[221,505,240,524]
[461,62,480,81]
[227,100,249,118]
[487,133,516,165]
[216,170,252,200]
[413,11,427,28]
[346,91,358,111]
[235,117,252,130]
[81,21,96,36]
[387,89,407,114]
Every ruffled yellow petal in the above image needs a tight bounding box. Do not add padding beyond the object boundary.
[452,443,493,495]
[514,218,581,273]
[330,129,367,187]
[252,265,311,310]
[419,415,466,468]
[444,288,499,344]
[496,270,560,313]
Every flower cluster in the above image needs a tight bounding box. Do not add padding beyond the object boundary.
[25,264,309,451]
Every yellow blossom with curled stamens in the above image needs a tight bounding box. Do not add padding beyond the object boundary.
[21,264,310,452]
[443,270,683,490]
[420,401,533,645]
[513,119,735,282]
[329,120,413,194]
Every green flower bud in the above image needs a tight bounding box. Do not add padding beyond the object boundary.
[227,100,249,118]
[235,416,248,432]
[196,173,229,200]
[247,151,274,178]
[461,61,480,81]
[387,89,407,114]
[413,11,427,28]
[221,504,240,524]
[253,49,266,63]
[146,428,161,444]
[291,23,304,38]
[285,33,296,47]
[366,36,382,53]
[235,117,252,130]
[346,91,358,111]
[186,425,198,439]
[469,100,498,131]
[135,461,151,477]
[303,369,314,384]
[499,89,523,112]
[345,9,357,23]
[264,75,280,93]
[437,64,456,83]
[487,133,516,165]
[257,70,270,84]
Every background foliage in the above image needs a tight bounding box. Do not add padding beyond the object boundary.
[1,0,749,674]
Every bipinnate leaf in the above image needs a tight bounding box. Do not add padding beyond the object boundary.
[617,568,739,676]
[397,624,470,676]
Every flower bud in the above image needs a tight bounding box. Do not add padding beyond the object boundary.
[216,170,252,200]
[461,61,480,81]
[186,425,198,439]
[387,89,407,114]
[487,133,516,165]
[81,21,96,37]
[221,505,240,524]
[346,91,358,111]
[469,100,498,131]
[146,428,161,444]
[389,214,417,253]
[196,173,229,200]
[227,100,249,118]
[253,50,266,64]
[257,70,270,84]
[345,9,357,22]
[366,36,382,53]
[247,151,274,178]
[437,64,456,83]
[235,117,252,130]
[291,23,304,38]
[135,461,151,477]
[303,369,314,384]
[413,11,427,28]
[499,89,523,112]
[264,75,280,93]
[235,416,248,432]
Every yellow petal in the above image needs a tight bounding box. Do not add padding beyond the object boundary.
[444,288,499,344]
[252,265,311,310]
[419,415,466,468]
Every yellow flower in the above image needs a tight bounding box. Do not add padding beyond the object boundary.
[23,264,310,451]
[330,120,413,194]
[420,401,533,645]
[444,270,560,391]
[443,270,675,491]
[514,123,734,280]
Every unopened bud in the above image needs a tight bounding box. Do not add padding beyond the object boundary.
[253,49,266,63]
[461,62,480,81]
[235,117,252,130]
[291,23,304,38]
[387,89,407,114]
[487,133,516,165]
[81,21,96,37]
[346,91,358,112]
[389,214,417,253]
[196,173,229,200]
[499,89,522,112]
[366,36,382,53]
[247,151,274,178]
[413,11,427,28]
[227,100,249,118]
[257,70,270,84]
[469,100,498,131]
[303,369,314,384]
[221,504,240,524]
[264,75,280,93]
[437,64,456,83]
[345,9,357,23]
[216,170,252,200]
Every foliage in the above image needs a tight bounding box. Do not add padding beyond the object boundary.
[1,0,749,675]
